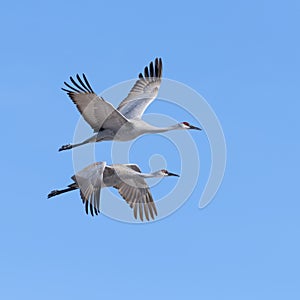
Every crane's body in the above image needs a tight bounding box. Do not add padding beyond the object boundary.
[59,58,201,151]
[106,119,182,141]
[48,162,179,221]
[70,120,184,149]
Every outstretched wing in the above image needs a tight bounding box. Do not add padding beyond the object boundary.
[124,164,142,173]
[62,74,128,132]
[117,58,163,119]
[113,165,157,221]
[71,162,106,216]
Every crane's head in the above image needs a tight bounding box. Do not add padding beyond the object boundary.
[159,169,180,177]
[180,121,202,130]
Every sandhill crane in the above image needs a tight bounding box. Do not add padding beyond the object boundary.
[59,58,201,151]
[47,162,179,221]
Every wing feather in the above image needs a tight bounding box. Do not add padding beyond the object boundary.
[62,74,128,132]
[143,192,150,221]
[73,162,106,216]
[117,58,163,119]
[83,73,95,93]
[70,76,88,93]
[124,164,142,173]
[115,176,157,221]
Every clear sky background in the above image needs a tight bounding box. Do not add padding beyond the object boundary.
[1,0,300,299]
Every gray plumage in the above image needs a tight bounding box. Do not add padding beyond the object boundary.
[48,162,179,221]
[59,58,201,151]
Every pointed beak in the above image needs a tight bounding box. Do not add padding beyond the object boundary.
[189,125,202,131]
[168,172,180,177]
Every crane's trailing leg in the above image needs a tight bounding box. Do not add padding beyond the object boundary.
[58,142,91,152]
[58,134,99,151]
[59,141,87,151]
[59,144,73,151]
[48,185,77,198]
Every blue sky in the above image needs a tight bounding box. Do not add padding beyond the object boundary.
[1,0,300,299]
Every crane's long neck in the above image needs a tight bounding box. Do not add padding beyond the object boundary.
[139,171,162,178]
[142,123,181,134]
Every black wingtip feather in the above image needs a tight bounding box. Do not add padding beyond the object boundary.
[159,58,163,77]
[144,66,149,78]
[75,74,91,93]
[61,74,95,96]
[85,200,89,215]
[154,57,162,78]
[90,202,94,217]
[63,81,82,93]
[149,61,154,77]
[70,76,88,93]
[83,74,95,93]
[61,87,72,93]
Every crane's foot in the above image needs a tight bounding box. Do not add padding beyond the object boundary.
[48,190,59,198]
[59,144,72,151]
